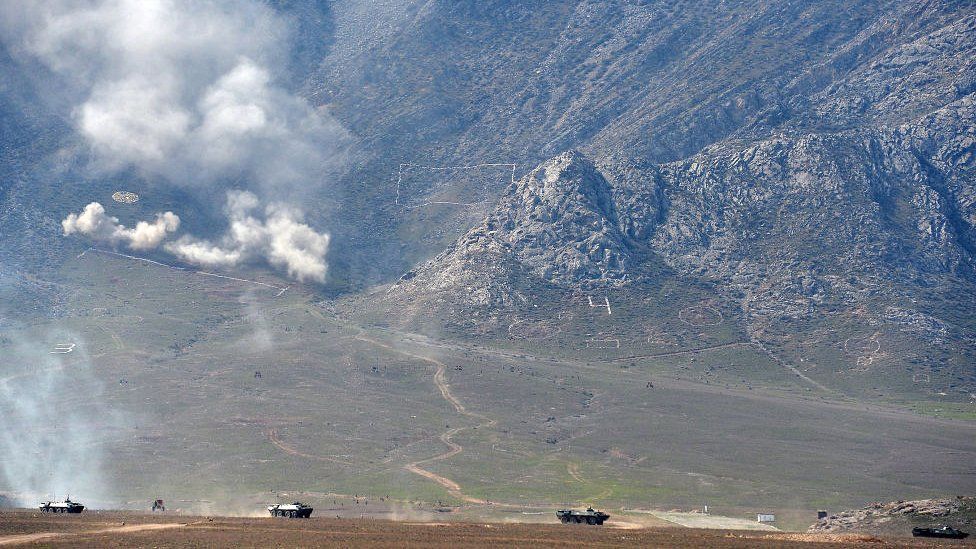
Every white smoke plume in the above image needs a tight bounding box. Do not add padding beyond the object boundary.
[62,202,180,251]
[2,1,346,282]
[0,330,121,508]
[1,0,346,194]
[166,191,329,283]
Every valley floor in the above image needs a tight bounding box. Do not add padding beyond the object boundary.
[0,510,968,548]
[3,250,975,527]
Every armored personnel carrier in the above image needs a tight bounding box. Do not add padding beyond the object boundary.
[267,502,313,518]
[39,498,85,513]
[556,507,609,525]
[912,525,969,539]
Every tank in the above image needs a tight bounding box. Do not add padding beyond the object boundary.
[39,498,85,514]
[912,525,969,539]
[556,507,609,525]
[267,502,313,518]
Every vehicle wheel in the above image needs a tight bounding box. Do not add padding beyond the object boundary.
[290,511,296,518]
[587,517,596,525]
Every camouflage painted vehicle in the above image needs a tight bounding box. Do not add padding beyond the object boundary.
[556,507,609,525]
[912,525,969,539]
[267,502,313,518]
[39,498,85,513]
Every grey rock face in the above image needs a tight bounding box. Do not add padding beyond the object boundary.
[389,151,638,309]
[400,90,975,321]
[808,497,974,533]
[645,94,975,311]
[2,1,974,395]
[392,81,976,395]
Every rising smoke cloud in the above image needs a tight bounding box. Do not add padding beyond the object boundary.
[166,190,329,283]
[2,0,346,194]
[0,330,119,507]
[3,0,345,281]
[62,202,180,250]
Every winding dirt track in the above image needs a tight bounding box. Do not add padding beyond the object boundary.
[353,332,496,504]
[566,462,586,485]
[610,341,751,362]
[0,523,184,546]
[265,428,352,465]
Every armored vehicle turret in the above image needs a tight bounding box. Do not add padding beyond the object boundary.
[268,502,313,518]
[39,498,85,514]
[556,507,609,525]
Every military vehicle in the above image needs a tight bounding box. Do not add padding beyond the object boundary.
[152,499,165,512]
[556,507,609,525]
[912,525,969,539]
[38,497,85,513]
[267,502,313,518]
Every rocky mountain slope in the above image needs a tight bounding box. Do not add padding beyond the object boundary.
[2,1,975,400]
[293,1,976,303]
[388,87,976,399]
[390,151,636,308]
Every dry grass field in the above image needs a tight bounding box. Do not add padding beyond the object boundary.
[3,510,973,548]
[2,250,974,522]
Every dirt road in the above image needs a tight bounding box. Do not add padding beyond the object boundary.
[0,511,947,547]
[0,523,184,546]
[265,428,352,465]
[354,331,497,504]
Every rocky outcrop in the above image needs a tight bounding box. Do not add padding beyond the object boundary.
[388,151,643,309]
[809,497,975,534]
[389,86,976,396]
[398,92,975,319]
[635,93,976,321]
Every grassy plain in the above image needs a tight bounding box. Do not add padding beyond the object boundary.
[1,248,974,530]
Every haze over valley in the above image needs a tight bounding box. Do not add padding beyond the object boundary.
[0,0,974,540]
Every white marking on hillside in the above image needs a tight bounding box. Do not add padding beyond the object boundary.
[586,338,620,349]
[85,248,287,295]
[584,295,612,316]
[50,343,75,354]
[678,305,724,327]
[196,271,287,293]
[843,335,881,355]
[394,162,517,207]
[88,247,185,270]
